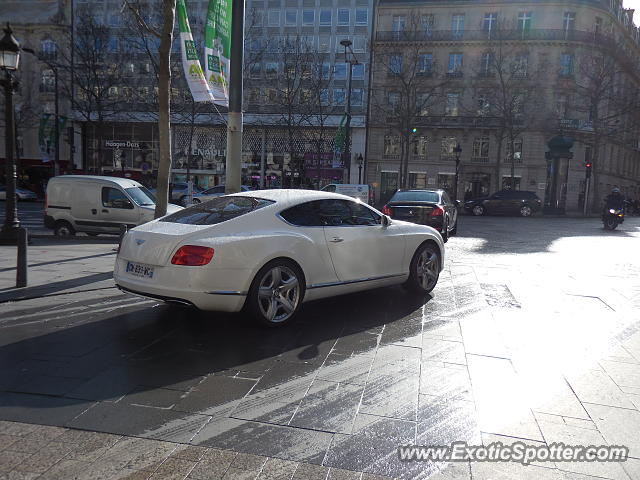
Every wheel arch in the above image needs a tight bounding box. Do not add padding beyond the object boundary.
[406,236,444,274]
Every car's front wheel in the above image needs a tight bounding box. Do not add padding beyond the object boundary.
[54,220,75,237]
[472,205,485,216]
[246,259,305,327]
[403,242,440,294]
[520,205,533,217]
[192,198,201,204]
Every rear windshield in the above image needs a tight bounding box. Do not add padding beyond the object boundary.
[126,187,156,206]
[160,196,274,225]
[390,191,440,203]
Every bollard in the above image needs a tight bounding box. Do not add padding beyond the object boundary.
[16,227,28,288]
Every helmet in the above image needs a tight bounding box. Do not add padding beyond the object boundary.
[612,187,621,194]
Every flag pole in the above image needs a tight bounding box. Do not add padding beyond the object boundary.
[225,0,244,194]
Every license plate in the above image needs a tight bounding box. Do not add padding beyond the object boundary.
[126,261,154,279]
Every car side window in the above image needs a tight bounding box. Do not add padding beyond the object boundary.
[213,186,225,193]
[323,185,336,193]
[102,187,133,209]
[346,201,381,225]
[280,201,324,226]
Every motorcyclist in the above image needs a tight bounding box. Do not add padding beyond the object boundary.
[604,187,625,211]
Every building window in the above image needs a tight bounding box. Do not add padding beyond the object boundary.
[514,54,528,77]
[40,69,55,92]
[108,86,118,98]
[506,139,523,163]
[266,88,278,104]
[337,9,350,26]
[412,136,428,157]
[319,10,332,26]
[472,137,490,160]
[392,15,405,32]
[384,135,401,156]
[352,63,365,79]
[334,63,347,80]
[477,94,490,115]
[563,12,575,33]
[560,53,573,76]
[556,93,568,117]
[518,12,532,31]
[334,88,346,106]
[249,63,262,79]
[448,53,463,75]
[422,14,434,35]
[388,91,400,111]
[445,93,459,116]
[451,14,465,37]
[416,92,430,116]
[108,13,122,27]
[40,39,57,60]
[594,17,602,34]
[320,89,329,106]
[321,62,331,79]
[353,35,366,53]
[285,10,297,25]
[351,88,363,106]
[250,9,263,27]
[418,54,433,75]
[248,88,261,104]
[355,8,368,25]
[302,10,314,25]
[480,52,492,75]
[441,137,458,159]
[409,173,428,188]
[483,13,498,34]
[389,54,403,75]
[317,36,330,53]
[268,10,280,26]
[265,62,278,79]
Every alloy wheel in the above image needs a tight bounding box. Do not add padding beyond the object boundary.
[520,205,532,217]
[415,248,439,291]
[257,265,301,323]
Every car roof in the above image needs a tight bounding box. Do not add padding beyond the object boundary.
[396,189,443,193]
[49,175,143,189]
[230,189,364,207]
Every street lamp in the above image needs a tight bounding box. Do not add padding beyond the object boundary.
[453,143,462,201]
[0,23,22,245]
[340,39,358,183]
[356,153,364,184]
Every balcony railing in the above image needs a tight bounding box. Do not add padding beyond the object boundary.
[375,29,618,48]
[414,115,503,128]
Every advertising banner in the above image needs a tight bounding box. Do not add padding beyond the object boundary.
[204,0,232,107]
[177,0,214,103]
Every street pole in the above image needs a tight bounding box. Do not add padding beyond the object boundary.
[225,0,244,194]
[0,69,20,243]
[341,39,355,184]
[54,66,60,176]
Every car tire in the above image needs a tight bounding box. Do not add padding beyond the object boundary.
[403,242,440,294]
[441,221,449,243]
[54,220,75,237]
[519,205,532,217]
[246,259,305,327]
[472,205,485,216]
[192,198,201,204]
[179,196,189,207]
[450,221,458,236]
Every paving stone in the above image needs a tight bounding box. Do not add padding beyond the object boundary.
[565,369,636,409]
[417,394,480,445]
[0,450,32,474]
[327,467,362,479]
[600,361,640,389]
[173,375,256,415]
[291,463,329,480]
[257,458,298,480]
[170,445,208,462]
[0,434,20,451]
[419,361,471,399]
[583,403,640,458]
[220,467,258,479]
[122,387,186,409]
[421,339,466,365]
[0,392,92,427]
[13,442,75,473]
[316,354,373,386]
[231,453,268,471]
[0,422,37,437]
[152,457,198,479]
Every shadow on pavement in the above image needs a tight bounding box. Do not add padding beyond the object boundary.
[0,271,115,301]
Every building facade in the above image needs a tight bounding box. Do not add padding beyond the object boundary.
[367,0,640,211]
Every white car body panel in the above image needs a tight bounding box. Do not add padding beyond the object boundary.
[114,189,445,313]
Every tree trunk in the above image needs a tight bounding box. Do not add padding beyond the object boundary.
[494,130,504,192]
[154,0,176,219]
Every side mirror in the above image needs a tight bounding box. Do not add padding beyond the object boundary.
[382,215,391,227]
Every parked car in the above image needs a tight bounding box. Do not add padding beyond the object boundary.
[0,185,38,201]
[45,175,182,236]
[464,190,542,217]
[114,189,445,326]
[321,184,372,204]
[381,189,458,242]
[150,183,205,206]
[192,185,252,203]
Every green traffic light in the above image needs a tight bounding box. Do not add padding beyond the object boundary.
[411,128,417,133]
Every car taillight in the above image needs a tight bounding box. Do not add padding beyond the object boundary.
[430,207,444,217]
[382,205,392,216]
[171,245,214,266]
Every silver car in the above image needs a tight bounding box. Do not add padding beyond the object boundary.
[192,185,252,204]
[0,186,38,201]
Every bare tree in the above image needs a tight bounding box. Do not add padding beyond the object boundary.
[124,0,176,218]
[370,13,445,190]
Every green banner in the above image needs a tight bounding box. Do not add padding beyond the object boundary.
[204,0,231,107]
[177,0,214,103]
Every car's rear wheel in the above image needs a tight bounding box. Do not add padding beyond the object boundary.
[472,205,484,216]
[520,205,533,217]
[54,220,75,237]
[192,198,201,204]
[403,242,440,294]
[441,221,449,243]
[179,196,189,207]
[247,259,305,327]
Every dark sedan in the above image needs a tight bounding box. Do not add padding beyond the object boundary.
[382,189,458,242]
[464,189,542,217]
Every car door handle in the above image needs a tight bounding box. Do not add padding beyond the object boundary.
[330,237,344,243]
[102,209,109,213]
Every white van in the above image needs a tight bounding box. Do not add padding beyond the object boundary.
[45,176,182,236]
[321,184,371,204]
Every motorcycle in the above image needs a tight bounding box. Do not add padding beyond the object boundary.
[602,208,625,230]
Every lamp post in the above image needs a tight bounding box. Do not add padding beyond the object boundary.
[453,143,462,201]
[340,39,358,183]
[357,153,363,184]
[0,23,22,245]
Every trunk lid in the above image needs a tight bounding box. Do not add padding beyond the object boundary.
[388,201,437,222]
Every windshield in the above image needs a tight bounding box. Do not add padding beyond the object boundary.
[390,191,440,203]
[125,187,156,206]
[160,196,274,225]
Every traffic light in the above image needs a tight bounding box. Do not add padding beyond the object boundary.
[585,161,592,178]
[411,128,417,134]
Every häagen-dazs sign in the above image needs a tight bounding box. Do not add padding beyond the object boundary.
[105,140,141,149]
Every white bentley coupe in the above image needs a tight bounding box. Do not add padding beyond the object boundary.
[114,190,445,326]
